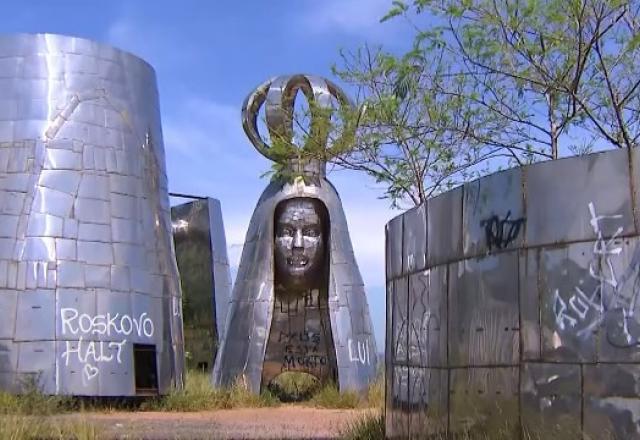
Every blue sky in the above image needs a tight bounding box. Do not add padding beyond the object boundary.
[3,0,416,349]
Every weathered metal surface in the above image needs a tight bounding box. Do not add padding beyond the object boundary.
[521,363,582,437]
[449,367,519,435]
[0,34,183,396]
[171,198,231,372]
[403,204,426,274]
[386,212,403,280]
[408,268,447,368]
[213,75,377,393]
[463,168,524,257]
[387,147,640,438]
[408,367,448,438]
[539,241,599,362]
[388,365,410,440]
[584,364,640,439]
[427,186,462,267]
[525,149,634,247]
[448,252,519,367]
[519,250,541,361]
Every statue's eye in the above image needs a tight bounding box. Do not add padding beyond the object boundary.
[304,228,319,237]
[280,227,294,237]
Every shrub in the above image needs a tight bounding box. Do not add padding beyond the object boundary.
[340,412,385,440]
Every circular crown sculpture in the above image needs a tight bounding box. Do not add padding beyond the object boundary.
[241,74,353,173]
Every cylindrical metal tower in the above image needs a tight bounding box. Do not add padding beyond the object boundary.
[0,34,184,396]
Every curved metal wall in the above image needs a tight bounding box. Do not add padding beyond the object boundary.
[386,148,640,439]
[0,34,184,396]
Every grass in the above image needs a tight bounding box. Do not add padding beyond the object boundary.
[337,410,609,440]
[0,385,73,416]
[340,411,385,440]
[308,384,361,409]
[0,415,101,440]
[0,369,383,439]
[140,370,278,411]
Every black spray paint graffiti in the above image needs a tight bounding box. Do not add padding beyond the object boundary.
[552,202,640,347]
[278,330,328,369]
[480,211,525,251]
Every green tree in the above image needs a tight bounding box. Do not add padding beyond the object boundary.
[383,0,640,157]
[328,45,524,207]
[265,0,640,208]
[288,0,640,208]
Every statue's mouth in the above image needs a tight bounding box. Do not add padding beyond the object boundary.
[287,256,308,267]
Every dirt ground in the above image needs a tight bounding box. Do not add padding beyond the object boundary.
[61,406,376,439]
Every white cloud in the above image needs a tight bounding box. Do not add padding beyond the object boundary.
[297,0,398,37]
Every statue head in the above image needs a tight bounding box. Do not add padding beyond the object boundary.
[274,198,327,291]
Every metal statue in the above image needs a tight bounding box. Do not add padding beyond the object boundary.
[212,74,377,393]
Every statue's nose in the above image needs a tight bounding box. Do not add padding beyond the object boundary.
[293,229,304,248]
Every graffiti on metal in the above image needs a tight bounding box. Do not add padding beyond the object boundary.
[60,308,155,385]
[480,211,525,251]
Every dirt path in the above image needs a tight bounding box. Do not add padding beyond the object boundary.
[63,406,376,439]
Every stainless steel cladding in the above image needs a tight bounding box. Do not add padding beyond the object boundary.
[213,74,377,394]
[0,34,184,396]
[386,148,640,439]
[171,198,232,371]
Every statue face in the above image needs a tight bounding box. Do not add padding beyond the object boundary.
[274,199,326,289]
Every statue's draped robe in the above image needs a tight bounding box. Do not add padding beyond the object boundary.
[213,178,377,393]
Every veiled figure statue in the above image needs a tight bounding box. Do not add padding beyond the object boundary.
[212,74,377,394]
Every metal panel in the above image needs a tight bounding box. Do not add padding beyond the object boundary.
[16,341,56,393]
[0,340,18,372]
[97,339,134,397]
[408,267,447,368]
[403,204,426,274]
[594,236,640,362]
[520,363,581,438]
[519,249,540,361]
[463,168,524,257]
[408,367,447,438]
[584,364,640,440]
[525,149,634,247]
[393,276,409,364]
[385,282,394,435]
[14,289,55,341]
[0,290,17,339]
[427,186,462,267]
[449,367,519,435]
[539,242,598,362]
[387,213,403,280]
[448,252,519,367]
[55,288,97,340]
[389,365,410,440]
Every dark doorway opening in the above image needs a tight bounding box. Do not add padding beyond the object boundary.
[197,361,208,372]
[133,344,158,395]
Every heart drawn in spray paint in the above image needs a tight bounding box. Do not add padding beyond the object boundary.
[83,364,99,381]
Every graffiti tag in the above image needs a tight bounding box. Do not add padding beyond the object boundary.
[480,211,525,251]
[551,202,640,345]
[60,308,154,385]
